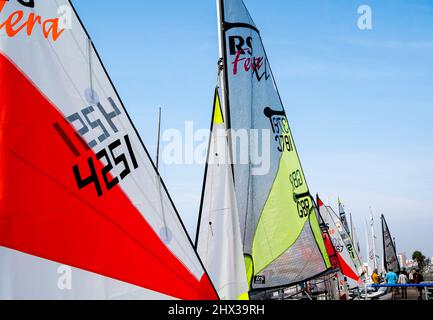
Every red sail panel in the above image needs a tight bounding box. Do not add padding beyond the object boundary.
[0,52,217,300]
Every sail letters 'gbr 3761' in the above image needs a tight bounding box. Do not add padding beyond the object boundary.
[213,0,331,291]
[0,0,217,300]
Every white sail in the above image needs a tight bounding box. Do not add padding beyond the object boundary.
[338,199,350,236]
[350,213,363,264]
[195,89,248,300]
[364,219,373,278]
[0,0,217,300]
[369,213,380,274]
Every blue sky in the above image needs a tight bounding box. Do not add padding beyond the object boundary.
[72,0,433,259]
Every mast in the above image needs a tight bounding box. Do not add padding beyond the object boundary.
[370,208,378,271]
[381,215,386,272]
[216,0,230,125]
[364,219,370,276]
[156,107,162,170]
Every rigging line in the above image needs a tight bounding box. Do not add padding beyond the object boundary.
[55,0,157,183]
[157,177,169,242]
[88,38,93,97]
[155,109,169,243]
[54,0,113,103]
[45,33,87,107]
[204,120,219,265]
[52,1,190,220]
[64,2,172,190]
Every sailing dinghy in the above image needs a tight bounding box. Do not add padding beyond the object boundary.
[196,0,331,298]
[317,198,361,284]
[381,215,400,273]
[0,0,217,300]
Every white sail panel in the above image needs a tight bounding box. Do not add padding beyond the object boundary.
[0,248,172,300]
[196,89,248,300]
[0,0,216,300]
[350,216,363,264]
[338,199,350,236]
[364,219,374,278]
[328,207,364,277]
[368,214,380,274]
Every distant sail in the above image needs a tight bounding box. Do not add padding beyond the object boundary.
[381,215,400,273]
[350,213,362,263]
[368,213,379,274]
[195,88,248,300]
[217,0,330,290]
[316,197,340,273]
[338,198,350,236]
[318,198,360,283]
[0,0,217,300]
[364,219,374,278]
[329,206,364,279]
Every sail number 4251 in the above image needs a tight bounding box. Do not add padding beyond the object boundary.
[73,135,138,197]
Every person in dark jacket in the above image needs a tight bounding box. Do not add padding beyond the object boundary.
[413,270,424,300]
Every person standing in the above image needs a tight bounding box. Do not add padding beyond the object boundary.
[371,269,381,284]
[385,269,399,298]
[409,270,415,283]
[413,270,424,300]
[385,269,398,285]
[398,270,409,299]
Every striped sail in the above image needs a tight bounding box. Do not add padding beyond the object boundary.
[0,0,217,300]
[318,200,360,283]
[219,0,330,291]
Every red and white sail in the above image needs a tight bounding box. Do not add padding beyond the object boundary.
[0,0,217,300]
[317,198,361,283]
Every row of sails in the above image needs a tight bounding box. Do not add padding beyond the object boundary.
[0,0,400,300]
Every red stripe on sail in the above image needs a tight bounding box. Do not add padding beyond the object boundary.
[0,52,217,300]
[336,251,360,282]
[317,196,324,207]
